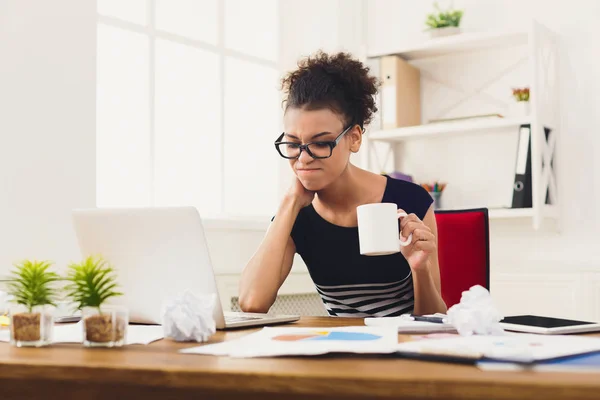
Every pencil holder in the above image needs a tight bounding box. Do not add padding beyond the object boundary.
[429,192,442,210]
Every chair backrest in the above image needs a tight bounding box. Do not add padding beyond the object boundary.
[434,208,490,308]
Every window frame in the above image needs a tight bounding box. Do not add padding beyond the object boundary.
[96,0,279,216]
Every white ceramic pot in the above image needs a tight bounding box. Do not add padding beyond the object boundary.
[512,101,530,117]
[428,26,461,38]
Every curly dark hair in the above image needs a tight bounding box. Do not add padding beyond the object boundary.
[281,51,379,129]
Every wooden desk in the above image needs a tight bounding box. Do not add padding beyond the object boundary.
[0,316,599,400]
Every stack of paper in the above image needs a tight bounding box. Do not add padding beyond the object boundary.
[181,326,399,358]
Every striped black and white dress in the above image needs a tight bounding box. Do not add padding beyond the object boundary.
[314,274,414,317]
[287,176,433,318]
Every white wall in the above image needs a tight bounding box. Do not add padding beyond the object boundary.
[0,0,97,274]
[367,0,600,318]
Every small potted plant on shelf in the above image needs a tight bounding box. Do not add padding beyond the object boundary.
[5,260,60,347]
[425,2,464,38]
[65,255,127,348]
[511,87,530,116]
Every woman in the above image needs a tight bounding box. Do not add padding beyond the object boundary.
[239,51,447,317]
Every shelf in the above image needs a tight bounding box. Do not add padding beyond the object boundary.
[488,206,558,219]
[431,207,556,220]
[368,116,531,142]
[368,31,528,61]
[365,21,559,231]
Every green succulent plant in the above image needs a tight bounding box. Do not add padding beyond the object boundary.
[6,260,60,313]
[425,2,464,29]
[64,256,123,312]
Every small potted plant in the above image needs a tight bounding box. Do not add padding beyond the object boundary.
[6,260,60,347]
[511,87,530,116]
[425,2,464,38]
[65,256,127,347]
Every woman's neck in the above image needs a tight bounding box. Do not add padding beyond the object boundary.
[315,164,366,212]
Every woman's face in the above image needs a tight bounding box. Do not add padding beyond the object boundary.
[282,107,361,191]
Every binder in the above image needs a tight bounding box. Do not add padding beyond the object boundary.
[544,127,554,205]
[379,56,421,129]
[511,124,553,208]
[511,125,532,208]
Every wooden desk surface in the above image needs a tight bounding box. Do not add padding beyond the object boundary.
[1,316,599,400]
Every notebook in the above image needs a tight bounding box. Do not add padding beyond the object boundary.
[478,351,600,372]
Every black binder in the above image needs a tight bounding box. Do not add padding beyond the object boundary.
[511,125,532,208]
[511,124,552,208]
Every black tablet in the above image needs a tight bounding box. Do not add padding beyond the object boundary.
[500,315,600,334]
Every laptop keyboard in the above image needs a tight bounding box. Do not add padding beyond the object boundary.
[225,315,264,323]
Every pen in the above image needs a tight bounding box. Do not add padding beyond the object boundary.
[420,182,446,193]
[410,315,446,324]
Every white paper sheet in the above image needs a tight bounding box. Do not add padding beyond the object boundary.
[365,315,457,333]
[181,326,399,358]
[0,322,164,345]
[396,333,600,363]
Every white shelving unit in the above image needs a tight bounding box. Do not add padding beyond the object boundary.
[365,21,560,230]
[369,31,529,60]
[368,116,531,142]
[487,205,558,220]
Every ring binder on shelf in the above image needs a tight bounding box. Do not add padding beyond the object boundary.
[511,125,532,208]
[511,124,553,209]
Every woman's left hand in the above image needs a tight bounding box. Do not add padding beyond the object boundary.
[397,209,437,272]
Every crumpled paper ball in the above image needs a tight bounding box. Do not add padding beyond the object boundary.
[162,290,216,342]
[446,285,505,336]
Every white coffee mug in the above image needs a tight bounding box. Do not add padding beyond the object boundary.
[356,203,412,256]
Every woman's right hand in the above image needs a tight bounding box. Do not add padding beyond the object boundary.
[287,178,315,209]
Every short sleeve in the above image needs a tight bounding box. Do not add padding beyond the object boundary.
[411,183,434,220]
[384,177,433,220]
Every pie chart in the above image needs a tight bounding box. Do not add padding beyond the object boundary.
[272,331,381,342]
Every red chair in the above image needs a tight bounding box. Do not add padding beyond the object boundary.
[434,208,490,308]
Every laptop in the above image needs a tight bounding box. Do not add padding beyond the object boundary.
[71,206,300,329]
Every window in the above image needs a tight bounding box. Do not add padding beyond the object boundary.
[97,0,280,217]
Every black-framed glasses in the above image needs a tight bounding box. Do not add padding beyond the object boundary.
[274,124,354,160]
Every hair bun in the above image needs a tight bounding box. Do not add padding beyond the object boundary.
[281,51,380,128]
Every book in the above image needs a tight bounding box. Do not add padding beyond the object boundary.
[478,351,600,372]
